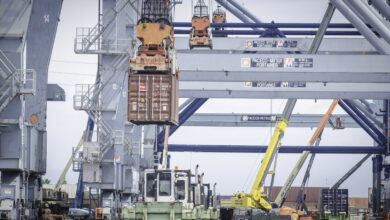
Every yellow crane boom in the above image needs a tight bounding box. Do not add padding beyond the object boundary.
[274,99,339,207]
[231,99,296,210]
[54,134,84,191]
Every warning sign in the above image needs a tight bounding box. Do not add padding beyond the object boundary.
[139,83,147,92]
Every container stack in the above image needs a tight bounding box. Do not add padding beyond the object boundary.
[128,0,179,125]
[320,189,349,217]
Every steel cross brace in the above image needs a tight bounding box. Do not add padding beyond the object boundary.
[157,98,208,144]
[342,99,386,143]
[156,144,385,154]
[331,154,372,190]
[339,100,385,146]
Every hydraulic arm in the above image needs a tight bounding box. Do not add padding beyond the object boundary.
[231,99,296,210]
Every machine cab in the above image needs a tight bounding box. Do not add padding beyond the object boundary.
[144,169,191,203]
[174,176,189,203]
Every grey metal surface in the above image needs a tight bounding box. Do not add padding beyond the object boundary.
[46,84,66,101]
[331,0,390,54]
[308,3,336,53]
[178,53,390,83]
[178,82,390,99]
[345,0,390,44]
[73,0,154,218]
[214,0,258,30]
[184,113,358,128]
[0,0,62,218]
[175,37,378,53]
[371,0,390,21]
[0,0,32,37]
[331,154,372,190]
[350,99,383,128]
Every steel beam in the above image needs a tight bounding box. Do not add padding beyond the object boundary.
[371,0,390,21]
[343,99,386,142]
[351,99,383,128]
[224,0,285,37]
[331,154,372,189]
[330,0,390,54]
[214,0,256,28]
[179,82,390,99]
[174,37,378,53]
[173,22,355,28]
[386,100,390,152]
[157,98,208,144]
[177,54,390,83]
[339,100,385,145]
[345,0,390,44]
[174,29,360,36]
[179,98,195,111]
[224,0,264,23]
[184,113,358,128]
[178,72,390,84]
[372,155,383,214]
[309,3,336,53]
[158,144,384,154]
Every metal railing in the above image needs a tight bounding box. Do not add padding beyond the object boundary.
[73,0,132,54]
[0,49,36,113]
[73,17,133,161]
[0,68,35,114]
[18,69,36,95]
[74,84,97,110]
[74,29,133,54]
[100,130,132,157]
[74,82,117,160]
[72,147,83,172]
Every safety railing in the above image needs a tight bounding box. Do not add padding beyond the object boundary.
[72,146,83,172]
[74,82,116,160]
[74,29,133,54]
[18,69,36,95]
[74,84,96,110]
[73,0,132,54]
[0,69,35,113]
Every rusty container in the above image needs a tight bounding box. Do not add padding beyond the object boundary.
[128,74,179,125]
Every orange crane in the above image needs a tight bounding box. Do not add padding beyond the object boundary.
[274,99,340,207]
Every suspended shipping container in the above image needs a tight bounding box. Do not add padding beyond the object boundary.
[128,74,179,125]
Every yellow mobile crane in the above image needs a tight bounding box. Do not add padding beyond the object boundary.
[231,99,297,210]
[231,2,335,214]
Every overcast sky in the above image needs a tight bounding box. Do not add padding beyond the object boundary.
[46,0,374,197]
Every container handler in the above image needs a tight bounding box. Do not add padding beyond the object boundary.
[128,0,179,125]
[121,166,219,220]
[189,0,212,49]
[129,22,177,75]
[212,6,227,38]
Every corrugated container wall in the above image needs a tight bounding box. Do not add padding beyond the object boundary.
[128,74,179,125]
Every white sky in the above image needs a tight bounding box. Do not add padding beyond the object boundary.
[46,0,374,197]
